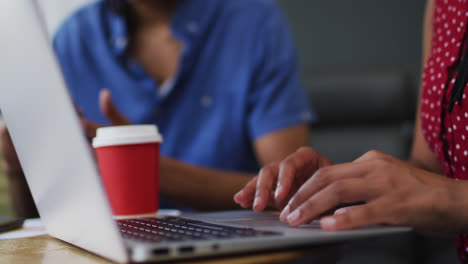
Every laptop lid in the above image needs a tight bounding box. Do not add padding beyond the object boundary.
[0,1,128,262]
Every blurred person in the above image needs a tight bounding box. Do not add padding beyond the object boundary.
[235,0,468,262]
[0,0,315,217]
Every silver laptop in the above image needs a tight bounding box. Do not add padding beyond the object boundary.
[0,1,410,263]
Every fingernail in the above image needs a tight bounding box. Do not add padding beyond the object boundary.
[334,208,348,215]
[253,197,260,210]
[275,185,282,200]
[321,217,336,230]
[280,205,290,222]
[287,210,301,225]
[234,190,242,200]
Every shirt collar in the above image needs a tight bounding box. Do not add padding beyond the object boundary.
[105,8,128,56]
[104,0,221,57]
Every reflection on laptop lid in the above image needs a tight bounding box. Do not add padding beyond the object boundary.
[0,1,411,263]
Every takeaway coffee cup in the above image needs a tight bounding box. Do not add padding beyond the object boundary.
[92,125,163,217]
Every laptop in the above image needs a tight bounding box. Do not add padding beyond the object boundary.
[0,1,410,263]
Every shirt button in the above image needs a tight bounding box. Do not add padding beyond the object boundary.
[186,22,199,33]
[300,111,312,121]
[200,96,213,108]
[113,37,127,49]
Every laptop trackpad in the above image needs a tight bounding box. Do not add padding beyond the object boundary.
[182,210,299,228]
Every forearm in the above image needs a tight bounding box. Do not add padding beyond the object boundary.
[449,181,468,233]
[159,157,254,211]
[407,157,443,174]
[4,170,38,218]
[1,125,38,217]
[408,0,442,175]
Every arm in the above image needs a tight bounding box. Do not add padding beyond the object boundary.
[156,5,314,210]
[409,0,442,174]
[0,121,39,218]
[243,0,468,233]
[85,90,311,210]
[159,125,310,211]
[235,0,447,219]
[281,150,468,233]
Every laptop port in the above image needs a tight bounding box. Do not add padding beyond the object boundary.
[178,246,194,254]
[152,248,170,256]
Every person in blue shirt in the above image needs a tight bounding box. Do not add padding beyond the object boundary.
[1,0,315,215]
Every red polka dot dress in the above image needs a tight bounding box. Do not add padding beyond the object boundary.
[420,0,468,261]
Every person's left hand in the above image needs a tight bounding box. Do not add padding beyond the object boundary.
[0,121,22,176]
[281,150,468,234]
[80,89,130,140]
[234,147,333,212]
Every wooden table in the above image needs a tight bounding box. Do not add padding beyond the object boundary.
[0,235,341,264]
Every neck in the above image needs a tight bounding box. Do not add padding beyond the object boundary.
[128,0,178,27]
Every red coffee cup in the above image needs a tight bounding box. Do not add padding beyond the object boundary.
[92,125,163,218]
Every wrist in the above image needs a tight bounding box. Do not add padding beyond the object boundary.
[159,156,173,178]
[443,180,468,233]
[1,159,23,178]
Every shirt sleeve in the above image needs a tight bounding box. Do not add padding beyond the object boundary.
[247,5,317,140]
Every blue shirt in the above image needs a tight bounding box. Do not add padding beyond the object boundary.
[53,0,315,195]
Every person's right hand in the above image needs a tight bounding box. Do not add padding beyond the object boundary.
[80,89,131,140]
[0,121,22,176]
[1,89,129,175]
[278,150,468,234]
[233,147,333,212]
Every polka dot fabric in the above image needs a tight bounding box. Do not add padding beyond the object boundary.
[420,0,468,261]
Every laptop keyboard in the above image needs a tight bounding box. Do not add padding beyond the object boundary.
[117,216,282,243]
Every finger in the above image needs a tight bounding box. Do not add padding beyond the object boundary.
[353,150,392,163]
[321,199,392,231]
[99,89,130,126]
[276,147,332,202]
[273,189,299,214]
[334,205,359,215]
[284,161,373,220]
[253,164,279,212]
[80,118,101,140]
[76,107,84,118]
[233,177,258,208]
[286,177,381,226]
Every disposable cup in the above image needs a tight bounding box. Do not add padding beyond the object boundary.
[92,125,163,217]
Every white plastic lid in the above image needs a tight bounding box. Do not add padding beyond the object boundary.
[92,125,163,148]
